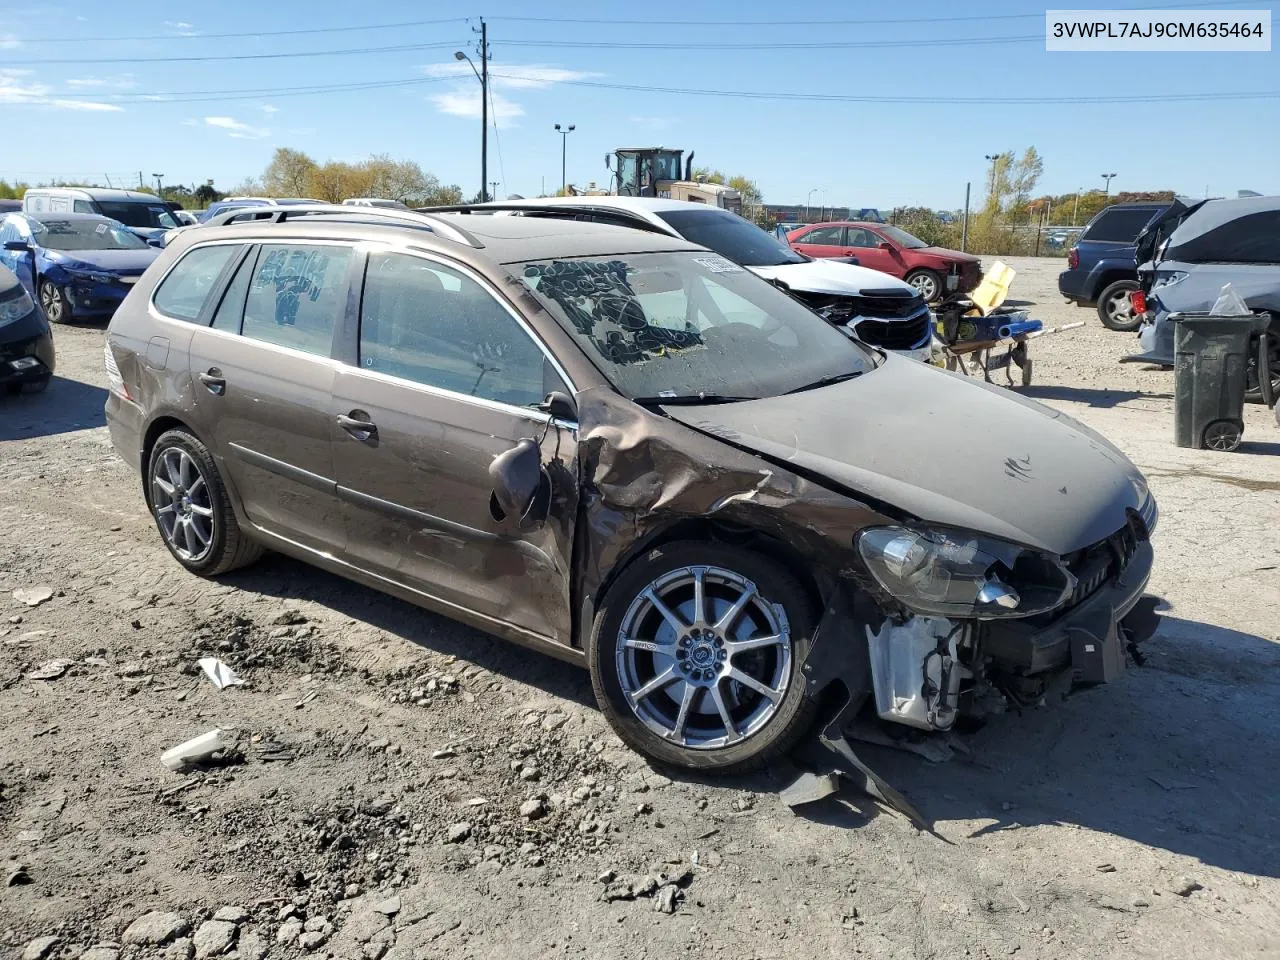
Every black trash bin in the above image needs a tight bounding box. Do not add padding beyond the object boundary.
[1171,312,1272,451]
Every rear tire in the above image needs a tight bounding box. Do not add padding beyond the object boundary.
[1096,279,1141,332]
[588,540,819,774]
[147,429,264,576]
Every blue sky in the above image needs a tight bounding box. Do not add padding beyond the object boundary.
[1,0,1276,212]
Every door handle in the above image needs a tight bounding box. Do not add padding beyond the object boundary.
[198,368,226,396]
[337,411,378,441]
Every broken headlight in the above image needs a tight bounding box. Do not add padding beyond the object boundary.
[856,526,1076,620]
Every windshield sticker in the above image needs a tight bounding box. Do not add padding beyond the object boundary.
[94,223,109,235]
[692,255,743,274]
[523,260,704,366]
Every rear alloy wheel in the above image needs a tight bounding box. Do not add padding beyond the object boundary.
[147,429,263,575]
[905,269,944,302]
[1096,279,1142,332]
[39,280,71,324]
[589,541,818,774]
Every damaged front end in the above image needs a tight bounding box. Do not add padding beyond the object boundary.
[788,287,934,358]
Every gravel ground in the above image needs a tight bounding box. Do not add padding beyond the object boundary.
[2,256,1278,960]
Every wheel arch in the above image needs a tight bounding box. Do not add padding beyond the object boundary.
[579,516,829,653]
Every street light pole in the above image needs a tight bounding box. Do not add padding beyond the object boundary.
[152,173,164,196]
[806,187,817,221]
[1101,172,1116,198]
[454,18,489,203]
[554,123,575,194]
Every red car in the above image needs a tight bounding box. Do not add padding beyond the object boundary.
[787,221,981,302]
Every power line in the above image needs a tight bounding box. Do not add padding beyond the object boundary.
[56,76,457,105]
[12,17,469,43]
[0,39,466,66]
[497,35,1043,50]
[489,71,1280,105]
[493,0,1257,26]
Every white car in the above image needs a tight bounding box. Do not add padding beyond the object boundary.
[477,196,934,361]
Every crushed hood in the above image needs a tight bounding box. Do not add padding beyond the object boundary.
[747,259,914,297]
[661,355,1146,556]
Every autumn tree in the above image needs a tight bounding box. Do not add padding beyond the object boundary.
[263,147,317,197]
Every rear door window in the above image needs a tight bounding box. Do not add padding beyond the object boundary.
[1084,207,1161,243]
[241,243,352,358]
[73,200,94,213]
[1168,210,1280,264]
[153,244,241,322]
[798,225,843,244]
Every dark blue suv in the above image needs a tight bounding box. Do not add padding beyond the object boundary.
[1058,202,1170,331]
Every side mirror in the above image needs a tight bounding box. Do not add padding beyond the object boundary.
[537,390,577,421]
[3,240,32,252]
[488,438,551,530]
[878,241,893,251]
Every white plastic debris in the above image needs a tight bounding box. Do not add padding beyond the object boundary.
[27,658,75,681]
[161,729,228,770]
[197,657,244,690]
[1210,283,1251,316]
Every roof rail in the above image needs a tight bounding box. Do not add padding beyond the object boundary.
[203,204,484,249]
[415,202,670,237]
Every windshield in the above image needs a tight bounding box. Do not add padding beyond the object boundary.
[96,201,178,230]
[878,225,928,249]
[657,209,806,267]
[516,252,874,401]
[31,218,149,251]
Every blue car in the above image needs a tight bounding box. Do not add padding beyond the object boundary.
[0,212,160,323]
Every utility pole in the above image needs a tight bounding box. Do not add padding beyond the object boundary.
[153,173,164,196]
[138,171,144,189]
[961,182,970,252]
[1072,187,1082,225]
[1101,172,1116,198]
[454,18,488,203]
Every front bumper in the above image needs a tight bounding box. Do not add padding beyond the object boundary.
[981,540,1154,680]
[0,321,56,385]
[64,279,132,318]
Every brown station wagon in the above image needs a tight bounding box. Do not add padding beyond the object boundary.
[105,206,1159,776]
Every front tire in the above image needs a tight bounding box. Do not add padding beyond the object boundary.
[147,429,263,576]
[40,280,71,325]
[588,541,819,774]
[1097,279,1141,331]
[905,269,944,302]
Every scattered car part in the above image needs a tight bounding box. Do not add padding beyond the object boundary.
[161,729,229,770]
[197,657,245,690]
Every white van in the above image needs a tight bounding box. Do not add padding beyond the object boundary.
[22,188,180,241]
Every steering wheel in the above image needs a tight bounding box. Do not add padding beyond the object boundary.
[706,315,783,341]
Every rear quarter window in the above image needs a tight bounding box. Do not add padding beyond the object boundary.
[152,244,240,322]
[1083,207,1161,243]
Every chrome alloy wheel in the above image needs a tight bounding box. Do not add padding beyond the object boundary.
[615,565,792,749]
[152,447,215,562]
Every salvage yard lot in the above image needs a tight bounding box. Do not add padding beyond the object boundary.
[2,255,1278,960]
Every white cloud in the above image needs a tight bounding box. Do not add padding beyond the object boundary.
[163,20,198,36]
[0,69,123,111]
[50,99,124,112]
[423,62,598,129]
[0,34,21,49]
[260,104,279,114]
[66,74,136,90]
[204,115,270,139]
